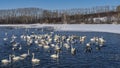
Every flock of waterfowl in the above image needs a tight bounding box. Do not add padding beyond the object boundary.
[0,28,106,66]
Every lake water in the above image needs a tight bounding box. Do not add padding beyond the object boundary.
[0,27,120,68]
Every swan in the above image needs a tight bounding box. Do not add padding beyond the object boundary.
[86,43,91,46]
[62,35,66,41]
[20,49,30,58]
[12,47,16,51]
[66,38,70,43]
[90,37,96,43]
[51,52,59,59]
[64,43,70,49]
[48,38,52,43]
[3,37,8,41]
[51,44,55,47]
[10,38,15,44]
[43,45,50,49]
[71,48,76,55]
[32,53,40,63]
[38,43,43,47]
[12,55,23,62]
[11,35,17,39]
[27,39,33,46]
[80,36,86,43]
[1,55,11,64]
[3,32,8,41]
[19,45,22,50]
[12,42,19,47]
[98,37,106,47]
[34,40,38,44]
[85,43,92,53]
[55,44,61,52]
[71,44,76,55]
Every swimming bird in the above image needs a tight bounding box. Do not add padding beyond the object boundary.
[98,37,106,47]
[3,32,8,41]
[20,49,30,58]
[51,52,59,59]
[80,36,86,43]
[12,55,23,62]
[32,53,40,63]
[1,55,11,64]
[19,44,22,50]
[71,44,76,55]
[85,43,92,53]
[64,43,70,49]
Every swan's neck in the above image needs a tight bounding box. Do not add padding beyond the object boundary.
[71,44,73,49]
[57,52,59,57]
[32,54,34,59]
[13,55,15,57]
[28,49,30,55]
[60,42,62,48]
[9,55,11,62]
[19,45,22,49]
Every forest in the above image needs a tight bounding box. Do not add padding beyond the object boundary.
[0,5,120,24]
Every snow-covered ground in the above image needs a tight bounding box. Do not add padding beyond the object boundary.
[0,24,120,34]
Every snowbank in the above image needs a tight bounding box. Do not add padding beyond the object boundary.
[0,24,120,34]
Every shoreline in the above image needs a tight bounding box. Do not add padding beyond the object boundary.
[0,24,120,34]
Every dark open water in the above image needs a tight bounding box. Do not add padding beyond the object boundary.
[0,27,120,68]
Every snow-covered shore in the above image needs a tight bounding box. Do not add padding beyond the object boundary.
[0,24,120,34]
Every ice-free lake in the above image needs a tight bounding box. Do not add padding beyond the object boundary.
[0,27,120,68]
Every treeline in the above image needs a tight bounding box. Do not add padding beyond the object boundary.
[0,5,120,24]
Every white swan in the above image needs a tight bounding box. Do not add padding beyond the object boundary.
[55,44,61,52]
[11,35,17,39]
[32,53,40,63]
[20,49,30,58]
[86,43,91,46]
[34,40,38,44]
[12,55,23,62]
[19,45,22,50]
[71,48,76,55]
[1,55,11,64]
[43,45,50,49]
[51,52,59,59]
[80,36,86,43]
[51,44,55,47]
[90,37,96,43]
[64,43,70,49]
[12,42,19,47]
[98,37,106,47]
[3,37,8,41]
[3,32,8,41]
[71,44,76,55]
[38,43,43,47]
